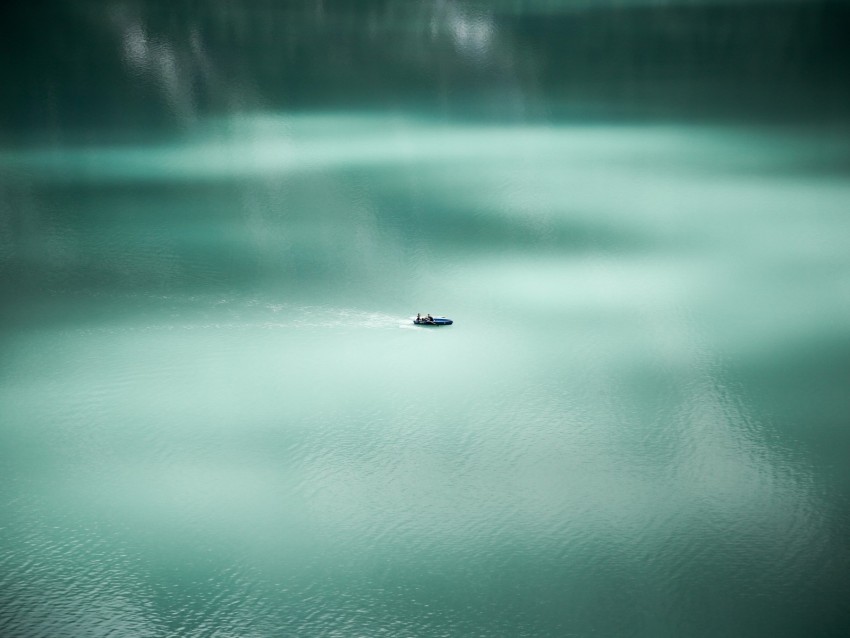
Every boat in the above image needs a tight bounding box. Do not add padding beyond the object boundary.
[414,316,453,326]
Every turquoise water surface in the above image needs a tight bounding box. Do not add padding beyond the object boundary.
[2,2,850,636]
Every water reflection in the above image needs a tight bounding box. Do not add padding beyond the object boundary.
[3,116,849,331]
[4,0,849,142]
[2,1,850,636]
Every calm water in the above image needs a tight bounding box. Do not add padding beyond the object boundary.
[2,2,850,636]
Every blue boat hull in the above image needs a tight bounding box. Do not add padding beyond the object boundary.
[414,317,453,326]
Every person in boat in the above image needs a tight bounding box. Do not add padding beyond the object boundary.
[426,314,434,323]
[417,313,421,322]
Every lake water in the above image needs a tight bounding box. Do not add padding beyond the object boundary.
[2,2,850,636]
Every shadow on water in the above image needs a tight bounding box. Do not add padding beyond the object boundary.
[3,0,850,144]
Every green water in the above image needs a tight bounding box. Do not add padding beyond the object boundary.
[2,2,850,636]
